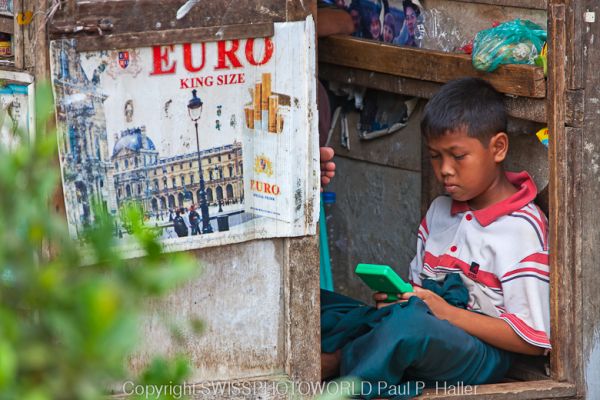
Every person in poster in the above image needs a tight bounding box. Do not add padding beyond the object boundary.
[326,0,423,47]
[393,0,421,47]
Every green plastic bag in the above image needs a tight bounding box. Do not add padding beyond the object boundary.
[472,19,547,72]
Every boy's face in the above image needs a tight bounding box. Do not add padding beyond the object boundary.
[383,23,394,42]
[404,7,417,35]
[370,18,381,38]
[426,128,507,206]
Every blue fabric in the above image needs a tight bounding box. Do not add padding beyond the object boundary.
[320,194,334,291]
[321,274,513,399]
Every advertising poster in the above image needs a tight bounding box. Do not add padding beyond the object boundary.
[50,19,319,255]
[0,71,34,150]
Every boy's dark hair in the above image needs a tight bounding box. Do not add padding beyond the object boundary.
[421,77,507,144]
[403,0,421,16]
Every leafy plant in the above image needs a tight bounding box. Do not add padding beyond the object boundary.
[0,82,200,400]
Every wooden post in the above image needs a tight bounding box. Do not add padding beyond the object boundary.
[578,1,600,398]
[285,0,320,386]
[12,0,24,69]
[548,2,583,392]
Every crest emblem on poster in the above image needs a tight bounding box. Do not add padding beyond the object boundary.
[118,51,129,69]
[254,154,273,177]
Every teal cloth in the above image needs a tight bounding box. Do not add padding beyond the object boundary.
[321,274,512,399]
[320,194,334,291]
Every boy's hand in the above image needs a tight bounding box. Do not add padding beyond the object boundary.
[320,147,336,190]
[373,292,407,309]
[402,287,454,320]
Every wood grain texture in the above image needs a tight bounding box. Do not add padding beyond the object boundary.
[11,0,22,69]
[70,23,274,52]
[24,0,50,78]
[547,3,582,389]
[450,0,547,9]
[320,63,549,123]
[286,0,312,21]
[49,0,286,39]
[319,36,546,98]
[565,0,584,89]
[565,89,584,127]
[285,235,320,384]
[320,64,584,126]
[286,2,319,382]
[578,1,600,398]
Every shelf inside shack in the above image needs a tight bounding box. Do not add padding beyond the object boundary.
[319,35,546,99]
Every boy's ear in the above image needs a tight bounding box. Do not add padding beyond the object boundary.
[489,132,509,163]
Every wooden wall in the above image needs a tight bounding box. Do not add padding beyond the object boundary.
[24,1,322,397]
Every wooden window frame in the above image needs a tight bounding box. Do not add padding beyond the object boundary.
[37,0,587,398]
[316,1,584,398]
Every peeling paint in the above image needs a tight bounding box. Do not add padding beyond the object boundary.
[257,6,282,18]
[163,99,172,118]
[176,0,201,20]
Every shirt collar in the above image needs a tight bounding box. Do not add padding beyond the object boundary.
[450,171,538,227]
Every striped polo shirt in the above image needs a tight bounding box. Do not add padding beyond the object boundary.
[408,171,551,349]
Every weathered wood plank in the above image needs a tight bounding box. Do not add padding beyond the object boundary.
[547,3,579,388]
[286,0,319,380]
[320,63,585,127]
[286,0,312,21]
[320,63,550,122]
[565,0,584,89]
[451,0,547,9]
[49,0,287,41]
[11,0,22,69]
[579,0,600,398]
[69,23,274,52]
[565,88,584,128]
[24,0,50,78]
[319,36,546,98]
[417,380,576,399]
[285,235,320,384]
[320,63,547,122]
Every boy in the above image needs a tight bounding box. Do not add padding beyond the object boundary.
[320,78,550,398]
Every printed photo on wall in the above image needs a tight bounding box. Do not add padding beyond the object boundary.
[0,71,34,151]
[49,19,319,255]
[323,0,424,47]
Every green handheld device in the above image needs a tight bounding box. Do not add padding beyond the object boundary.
[355,264,413,302]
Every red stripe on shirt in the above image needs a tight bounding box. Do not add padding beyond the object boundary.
[520,252,549,265]
[423,251,502,289]
[513,209,547,248]
[502,267,549,279]
[420,217,429,235]
[533,204,549,250]
[500,313,551,347]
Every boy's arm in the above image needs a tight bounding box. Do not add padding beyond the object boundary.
[400,288,545,356]
[443,304,545,356]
